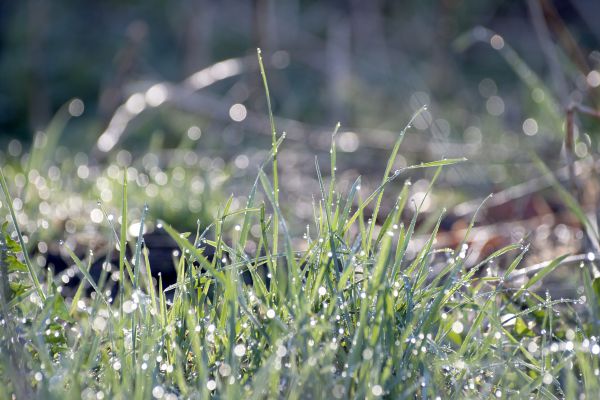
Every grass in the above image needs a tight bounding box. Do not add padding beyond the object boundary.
[1,54,600,400]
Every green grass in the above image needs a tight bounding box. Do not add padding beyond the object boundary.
[1,57,600,400]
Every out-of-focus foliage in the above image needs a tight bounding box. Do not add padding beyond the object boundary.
[2,1,600,240]
[1,0,600,284]
[2,0,599,146]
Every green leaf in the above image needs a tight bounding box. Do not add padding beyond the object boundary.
[9,281,30,297]
[39,293,73,324]
[592,278,600,306]
[6,254,28,273]
[515,317,533,337]
[514,254,569,298]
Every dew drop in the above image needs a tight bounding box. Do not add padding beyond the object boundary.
[372,385,383,396]
[152,386,165,399]
[234,343,246,357]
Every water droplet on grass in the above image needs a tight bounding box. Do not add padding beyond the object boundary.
[123,300,137,314]
[371,385,383,396]
[234,344,246,357]
[452,321,464,334]
[152,386,165,399]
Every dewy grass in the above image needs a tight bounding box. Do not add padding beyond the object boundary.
[1,57,600,400]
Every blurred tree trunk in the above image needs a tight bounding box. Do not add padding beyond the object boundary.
[327,1,351,124]
[183,0,214,76]
[253,0,277,52]
[97,20,146,122]
[351,0,391,76]
[26,0,50,131]
[569,0,600,50]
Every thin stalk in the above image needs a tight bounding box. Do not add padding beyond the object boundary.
[257,48,279,257]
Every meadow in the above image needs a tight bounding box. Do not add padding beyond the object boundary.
[2,45,600,399]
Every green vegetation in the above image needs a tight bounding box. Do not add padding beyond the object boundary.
[1,55,600,400]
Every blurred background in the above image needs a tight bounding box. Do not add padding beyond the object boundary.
[1,0,600,290]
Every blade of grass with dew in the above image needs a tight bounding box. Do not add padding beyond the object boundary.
[392,183,410,243]
[209,198,228,282]
[133,203,148,289]
[513,253,570,299]
[337,176,361,235]
[370,216,396,296]
[257,205,278,297]
[337,232,363,291]
[328,122,341,208]
[438,244,523,306]
[373,198,400,253]
[62,244,110,307]
[429,193,497,286]
[366,106,427,254]
[458,246,529,356]
[161,223,227,285]
[239,131,286,250]
[0,167,45,300]
[257,48,280,258]
[142,245,157,312]
[119,174,128,317]
[315,156,342,278]
[258,168,299,307]
[409,210,446,290]
[389,200,419,283]
[414,254,469,340]
[68,256,93,316]
[400,165,446,275]
[342,157,465,235]
[98,198,135,284]
[131,202,148,366]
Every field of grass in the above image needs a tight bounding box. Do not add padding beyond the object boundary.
[1,52,600,400]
